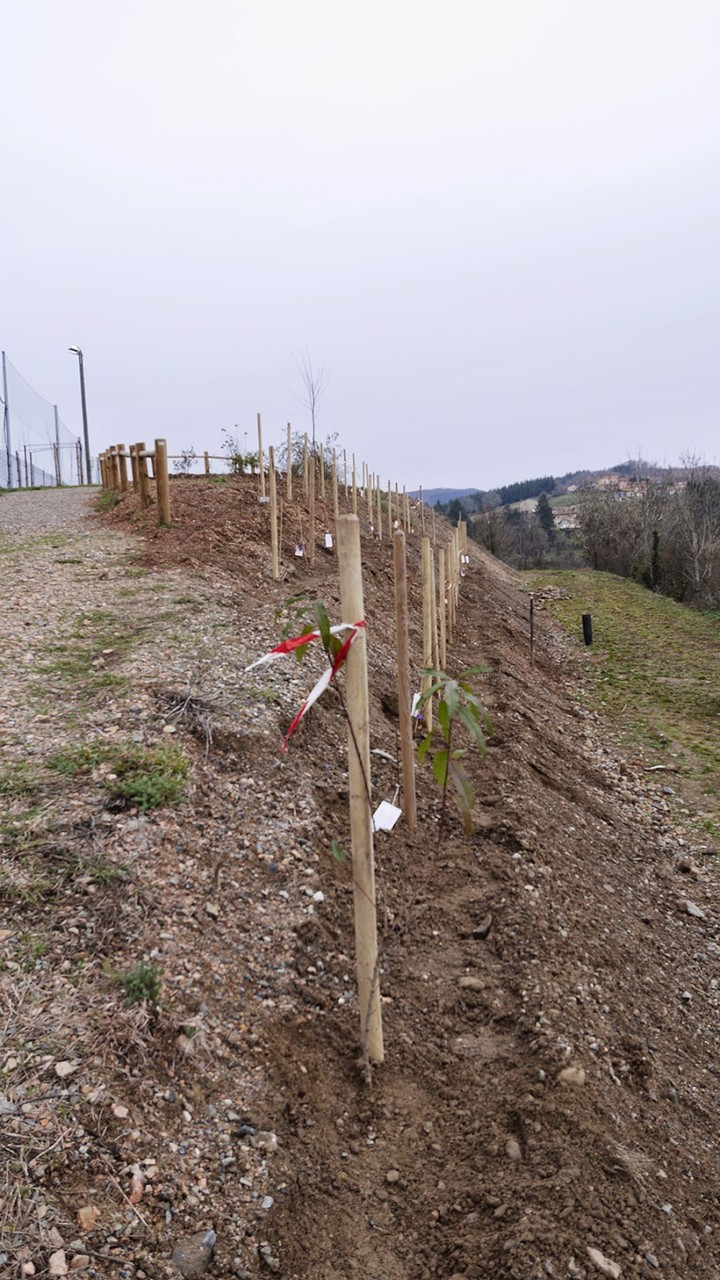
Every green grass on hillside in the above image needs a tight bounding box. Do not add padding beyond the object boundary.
[525,569,720,841]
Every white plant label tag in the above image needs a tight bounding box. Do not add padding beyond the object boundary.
[294,542,305,558]
[411,691,421,718]
[324,532,333,549]
[373,800,402,831]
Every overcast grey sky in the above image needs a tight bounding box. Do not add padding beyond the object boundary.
[2,0,719,489]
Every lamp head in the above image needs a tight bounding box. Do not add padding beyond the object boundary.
[68,345,82,356]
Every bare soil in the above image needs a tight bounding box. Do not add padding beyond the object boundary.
[2,478,720,1280]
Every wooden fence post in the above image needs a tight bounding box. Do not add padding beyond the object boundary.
[204,451,210,476]
[421,536,434,732]
[393,530,417,830]
[287,423,293,501]
[336,514,384,1065]
[135,443,150,508]
[269,446,279,580]
[129,445,139,492]
[154,438,171,525]
[117,445,128,493]
[53,443,61,485]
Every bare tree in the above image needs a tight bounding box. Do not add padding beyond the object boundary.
[293,349,327,451]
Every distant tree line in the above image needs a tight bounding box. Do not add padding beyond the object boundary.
[436,457,720,610]
[577,459,720,610]
[435,475,557,521]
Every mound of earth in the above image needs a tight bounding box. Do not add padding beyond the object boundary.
[2,478,719,1280]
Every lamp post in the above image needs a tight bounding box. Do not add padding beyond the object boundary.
[68,345,92,485]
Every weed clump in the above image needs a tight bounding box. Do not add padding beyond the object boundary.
[95,490,121,513]
[118,961,161,1006]
[49,742,188,812]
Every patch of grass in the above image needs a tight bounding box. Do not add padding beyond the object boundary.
[118,960,161,1007]
[96,490,121,512]
[0,761,43,799]
[48,741,188,812]
[525,568,720,831]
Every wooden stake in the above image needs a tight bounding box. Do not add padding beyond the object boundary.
[431,546,439,671]
[420,485,425,535]
[269,446,279,580]
[343,447,348,495]
[154,438,171,526]
[287,423,293,501]
[336,514,384,1065]
[257,413,265,498]
[308,452,315,566]
[352,455,357,514]
[204,450,210,476]
[438,547,447,669]
[421,536,433,732]
[319,443,325,499]
[376,482,382,540]
[387,480,392,529]
[432,505,436,544]
[393,530,417,830]
[303,434,308,500]
[332,449,339,525]
[129,445,139,492]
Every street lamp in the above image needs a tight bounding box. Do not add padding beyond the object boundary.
[68,346,92,485]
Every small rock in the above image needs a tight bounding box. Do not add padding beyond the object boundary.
[644,1254,659,1269]
[385,1168,401,1183]
[76,1207,100,1234]
[557,1066,586,1087]
[681,991,692,1003]
[112,1104,129,1119]
[473,914,493,940]
[171,1230,216,1279]
[70,1259,90,1272]
[205,903,220,919]
[250,1131,278,1152]
[48,1251,68,1278]
[587,1246,621,1278]
[505,1138,522,1162]
[681,899,705,919]
[55,1061,80,1079]
[47,1228,64,1250]
[458,976,484,991]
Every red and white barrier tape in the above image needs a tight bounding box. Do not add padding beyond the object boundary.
[246,621,366,750]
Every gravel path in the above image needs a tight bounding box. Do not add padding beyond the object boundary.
[0,486,100,537]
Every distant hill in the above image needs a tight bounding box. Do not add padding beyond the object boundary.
[410,487,478,506]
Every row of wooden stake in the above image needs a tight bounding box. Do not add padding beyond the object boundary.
[338,514,469,1064]
[98,435,470,1068]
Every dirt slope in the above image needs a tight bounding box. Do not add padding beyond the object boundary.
[2,479,719,1280]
